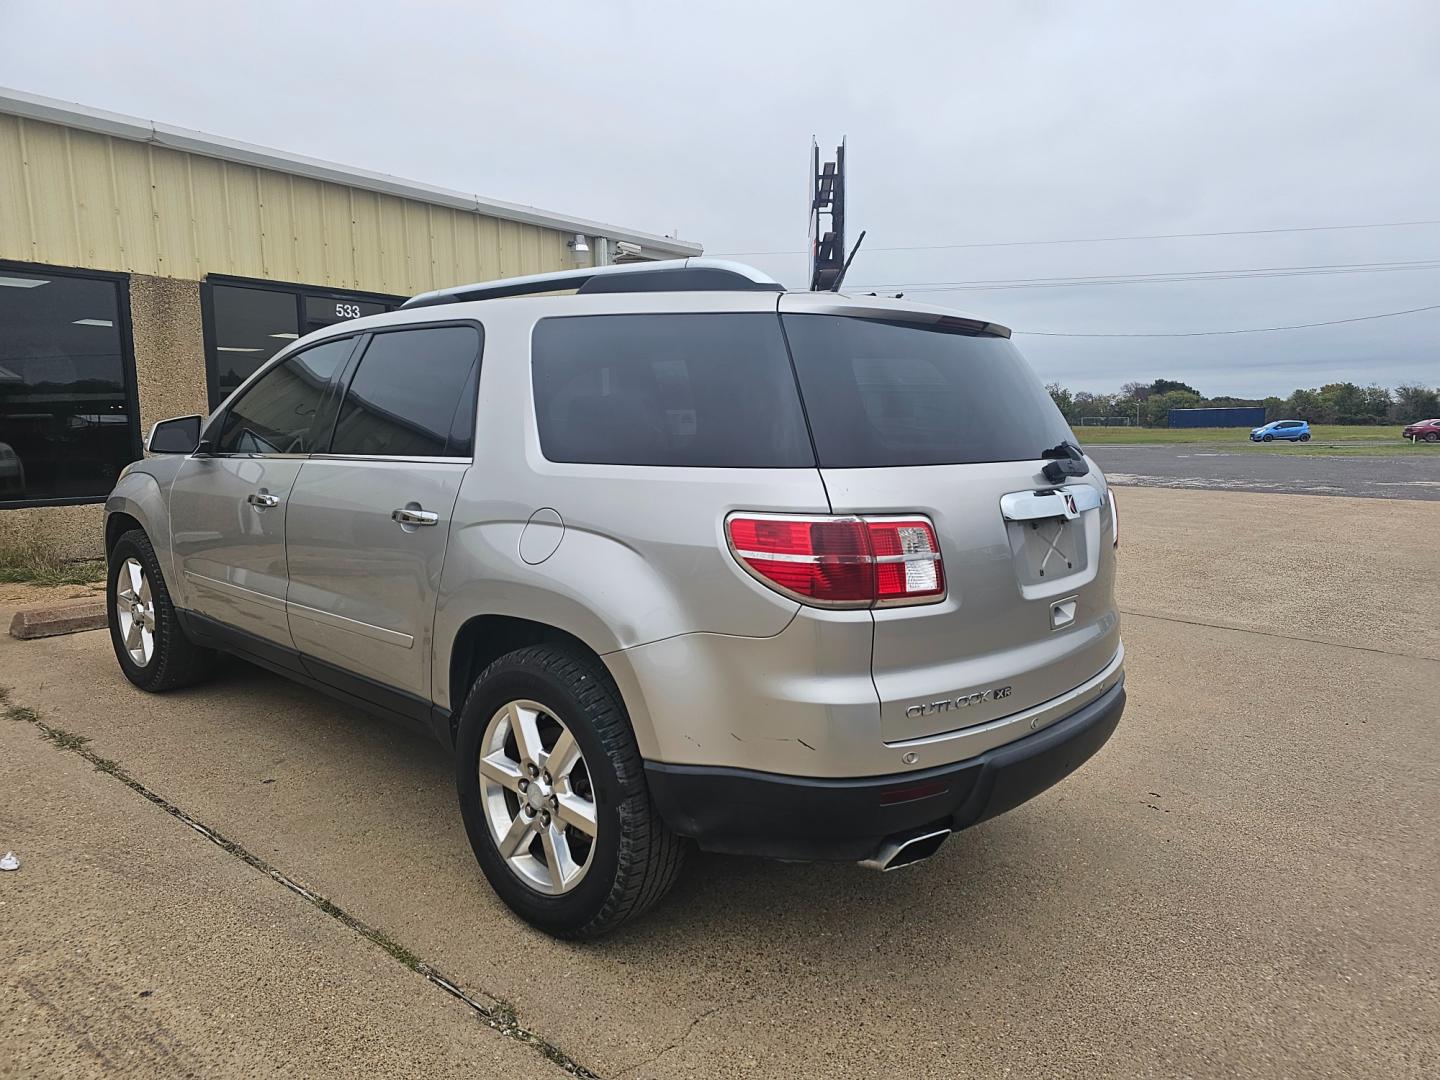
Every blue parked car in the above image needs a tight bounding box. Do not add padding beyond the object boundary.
[1250,419,1311,442]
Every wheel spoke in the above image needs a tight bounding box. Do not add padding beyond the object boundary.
[478,750,525,792]
[554,792,597,837]
[507,703,544,766]
[126,559,143,596]
[138,574,152,606]
[123,619,142,651]
[497,812,537,859]
[544,728,581,782]
[540,822,581,890]
[140,627,154,662]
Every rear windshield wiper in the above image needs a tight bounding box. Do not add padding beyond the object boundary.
[1040,440,1089,484]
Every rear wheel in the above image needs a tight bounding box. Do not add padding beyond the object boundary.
[455,643,685,937]
[107,529,214,692]
[1425,432,1438,443]
[1299,433,1311,442]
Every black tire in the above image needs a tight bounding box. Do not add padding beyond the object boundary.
[1262,434,1274,442]
[1299,434,1311,442]
[1425,432,1438,443]
[455,643,686,938]
[107,529,214,692]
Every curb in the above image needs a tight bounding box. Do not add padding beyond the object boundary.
[8,599,108,640]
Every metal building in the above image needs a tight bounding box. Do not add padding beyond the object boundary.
[0,87,701,557]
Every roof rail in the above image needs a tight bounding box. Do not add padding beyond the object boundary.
[400,258,784,309]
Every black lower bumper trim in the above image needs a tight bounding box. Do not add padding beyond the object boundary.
[645,678,1124,861]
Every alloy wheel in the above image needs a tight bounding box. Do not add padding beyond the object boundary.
[478,699,598,895]
[115,557,156,667]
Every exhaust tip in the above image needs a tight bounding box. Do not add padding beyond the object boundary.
[859,828,951,872]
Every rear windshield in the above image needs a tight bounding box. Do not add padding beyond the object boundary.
[531,313,814,467]
[782,315,1075,468]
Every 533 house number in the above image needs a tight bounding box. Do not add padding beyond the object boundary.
[335,302,363,319]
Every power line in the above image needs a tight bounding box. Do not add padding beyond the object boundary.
[849,258,1440,294]
[1015,302,1440,338]
[709,217,1440,257]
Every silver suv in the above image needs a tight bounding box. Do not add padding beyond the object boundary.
[105,258,1124,937]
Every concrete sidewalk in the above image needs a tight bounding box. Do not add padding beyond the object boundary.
[0,698,574,1079]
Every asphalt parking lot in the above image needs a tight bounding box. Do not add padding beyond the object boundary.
[2,487,1438,1079]
[1089,444,1440,500]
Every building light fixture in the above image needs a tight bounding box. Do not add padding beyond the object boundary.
[569,233,589,253]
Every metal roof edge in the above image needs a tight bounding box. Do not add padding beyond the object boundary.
[0,86,703,257]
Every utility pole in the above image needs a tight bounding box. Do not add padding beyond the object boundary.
[809,138,846,291]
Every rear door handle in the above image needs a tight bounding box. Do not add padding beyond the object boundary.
[392,507,439,527]
[247,491,280,509]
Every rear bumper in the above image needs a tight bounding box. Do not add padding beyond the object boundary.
[645,678,1125,861]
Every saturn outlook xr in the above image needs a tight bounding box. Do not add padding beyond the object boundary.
[103,258,1125,937]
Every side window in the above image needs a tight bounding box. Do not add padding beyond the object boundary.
[531,313,814,467]
[213,338,355,455]
[329,325,481,458]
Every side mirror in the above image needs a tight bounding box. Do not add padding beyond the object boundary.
[147,415,203,455]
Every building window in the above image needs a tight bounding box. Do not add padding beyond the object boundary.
[0,264,138,507]
[203,279,400,408]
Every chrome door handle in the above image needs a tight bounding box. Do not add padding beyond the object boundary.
[392,507,439,527]
[247,492,280,508]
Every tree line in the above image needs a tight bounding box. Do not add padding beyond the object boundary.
[1044,378,1440,427]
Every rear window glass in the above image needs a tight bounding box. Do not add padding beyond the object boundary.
[531,313,814,467]
[782,315,1075,468]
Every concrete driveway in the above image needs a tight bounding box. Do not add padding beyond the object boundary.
[2,487,1437,1078]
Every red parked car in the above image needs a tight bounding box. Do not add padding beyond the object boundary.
[1402,418,1440,443]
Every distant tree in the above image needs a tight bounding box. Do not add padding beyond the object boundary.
[1120,381,1152,401]
[1286,387,1324,422]
[1360,385,1392,421]
[1393,384,1440,421]
[1319,382,1367,423]
[1045,382,1075,421]
[1262,396,1285,421]
[1150,378,1200,396]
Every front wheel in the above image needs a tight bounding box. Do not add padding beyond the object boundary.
[1262,434,1274,442]
[455,643,685,938]
[107,529,214,692]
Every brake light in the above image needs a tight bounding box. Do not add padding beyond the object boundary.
[1108,489,1120,548]
[725,514,944,608]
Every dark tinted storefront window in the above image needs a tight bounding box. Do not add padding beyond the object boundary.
[330,326,481,457]
[208,285,296,402]
[206,281,399,406]
[531,314,813,467]
[0,267,136,505]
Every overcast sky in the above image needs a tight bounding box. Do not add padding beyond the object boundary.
[3,0,1436,397]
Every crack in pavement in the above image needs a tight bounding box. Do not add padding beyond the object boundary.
[1120,609,1440,663]
[616,990,764,1078]
[1,689,603,1080]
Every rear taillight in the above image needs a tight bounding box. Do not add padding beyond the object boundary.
[725,514,944,608]
[1108,489,1120,548]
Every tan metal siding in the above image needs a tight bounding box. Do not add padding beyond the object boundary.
[0,114,594,289]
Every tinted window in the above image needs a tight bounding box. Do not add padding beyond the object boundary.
[330,326,481,457]
[214,338,354,454]
[531,314,813,467]
[782,315,1074,468]
[209,285,297,402]
[0,267,136,505]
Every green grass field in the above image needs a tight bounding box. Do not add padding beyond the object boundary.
[1077,424,1438,455]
